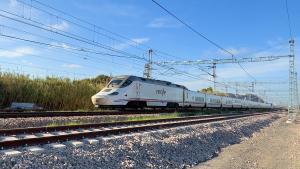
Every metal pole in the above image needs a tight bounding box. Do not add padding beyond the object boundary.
[295,72,299,110]
[235,83,238,96]
[287,39,296,122]
[148,49,153,79]
[212,62,216,92]
[143,49,153,79]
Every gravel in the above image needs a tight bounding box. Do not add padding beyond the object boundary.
[0,114,280,169]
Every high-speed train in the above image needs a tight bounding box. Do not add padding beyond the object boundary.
[91,75,272,109]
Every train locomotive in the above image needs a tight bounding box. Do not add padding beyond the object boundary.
[91,75,272,109]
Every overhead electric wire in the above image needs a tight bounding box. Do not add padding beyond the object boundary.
[151,0,234,57]
[1,1,252,93]
[0,9,195,85]
[156,63,252,92]
[5,1,227,87]
[0,33,133,59]
[151,0,257,81]
[10,0,218,82]
[16,0,147,53]
[0,46,142,73]
[0,61,95,77]
[0,23,146,70]
[0,32,145,72]
[0,33,250,93]
[18,0,185,61]
[0,10,146,61]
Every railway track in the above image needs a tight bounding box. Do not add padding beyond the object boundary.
[0,112,277,150]
[0,108,210,118]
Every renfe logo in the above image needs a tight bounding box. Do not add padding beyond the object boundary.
[156,88,166,96]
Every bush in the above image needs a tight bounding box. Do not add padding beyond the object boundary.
[0,72,110,110]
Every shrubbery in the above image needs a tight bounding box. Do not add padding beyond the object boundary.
[0,72,110,110]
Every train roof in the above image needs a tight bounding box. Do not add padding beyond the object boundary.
[113,75,187,89]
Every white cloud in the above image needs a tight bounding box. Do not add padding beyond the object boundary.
[147,18,179,28]
[50,42,73,50]
[131,38,149,45]
[115,38,149,50]
[9,0,18,7]
[0,47,36,58]
[48,21,69,31]
[179,79,211,91]
[213,58,289,82]
[62,64,82,68]
[218,47,251,56]
[73,2,141,18]
[21,60,33,66]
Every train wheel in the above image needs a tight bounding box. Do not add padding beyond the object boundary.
[167,102,178,108]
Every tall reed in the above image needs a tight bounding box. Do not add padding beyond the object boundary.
[0,72,110,110]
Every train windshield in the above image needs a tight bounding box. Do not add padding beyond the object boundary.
[107,78,125,88]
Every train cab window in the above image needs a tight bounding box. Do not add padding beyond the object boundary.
[102,89,112,92]
[107,79,124,88]
[121,79,132,88]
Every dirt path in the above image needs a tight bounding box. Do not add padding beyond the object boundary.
[193,115,300,169]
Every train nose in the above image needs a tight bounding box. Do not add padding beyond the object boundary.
[91,95,111,105]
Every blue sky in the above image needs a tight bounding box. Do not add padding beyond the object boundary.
[0,0,299,105]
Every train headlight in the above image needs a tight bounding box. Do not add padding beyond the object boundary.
[108,92,119,95]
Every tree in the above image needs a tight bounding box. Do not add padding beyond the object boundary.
[199,87,213,93]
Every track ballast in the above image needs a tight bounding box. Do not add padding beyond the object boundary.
[0,112,278,150]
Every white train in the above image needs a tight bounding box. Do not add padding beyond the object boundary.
[91,75,272,109]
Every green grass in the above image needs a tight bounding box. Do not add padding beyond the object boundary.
[45,109,250,127]
[46,113,182,127]
[47,121,85,127]
[126,113,181,121]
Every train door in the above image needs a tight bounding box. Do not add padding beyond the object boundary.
[182,88,185,107]
[135,81,141,99]
[204,93,207,107]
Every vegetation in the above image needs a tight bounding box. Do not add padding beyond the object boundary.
[47,121,85,127]
[0,71,265,111]
[199,87,227,96]
[126,113,180,121]
[46,110,240,127]
[199,87,264,102]
[199,87,214,93]
[0,72,110,110]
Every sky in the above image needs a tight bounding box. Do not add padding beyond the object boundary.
[0,0,299,105]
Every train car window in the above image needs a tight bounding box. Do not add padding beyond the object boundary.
[121,80,132,87]
[195,97,204,102]
[226,100,232,104]
[210,98,221,103]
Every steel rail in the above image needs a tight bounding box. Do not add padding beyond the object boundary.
[0,112,277,149]
[0,108,216,118]
[0,113,247,136]
[0,108,276,118]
